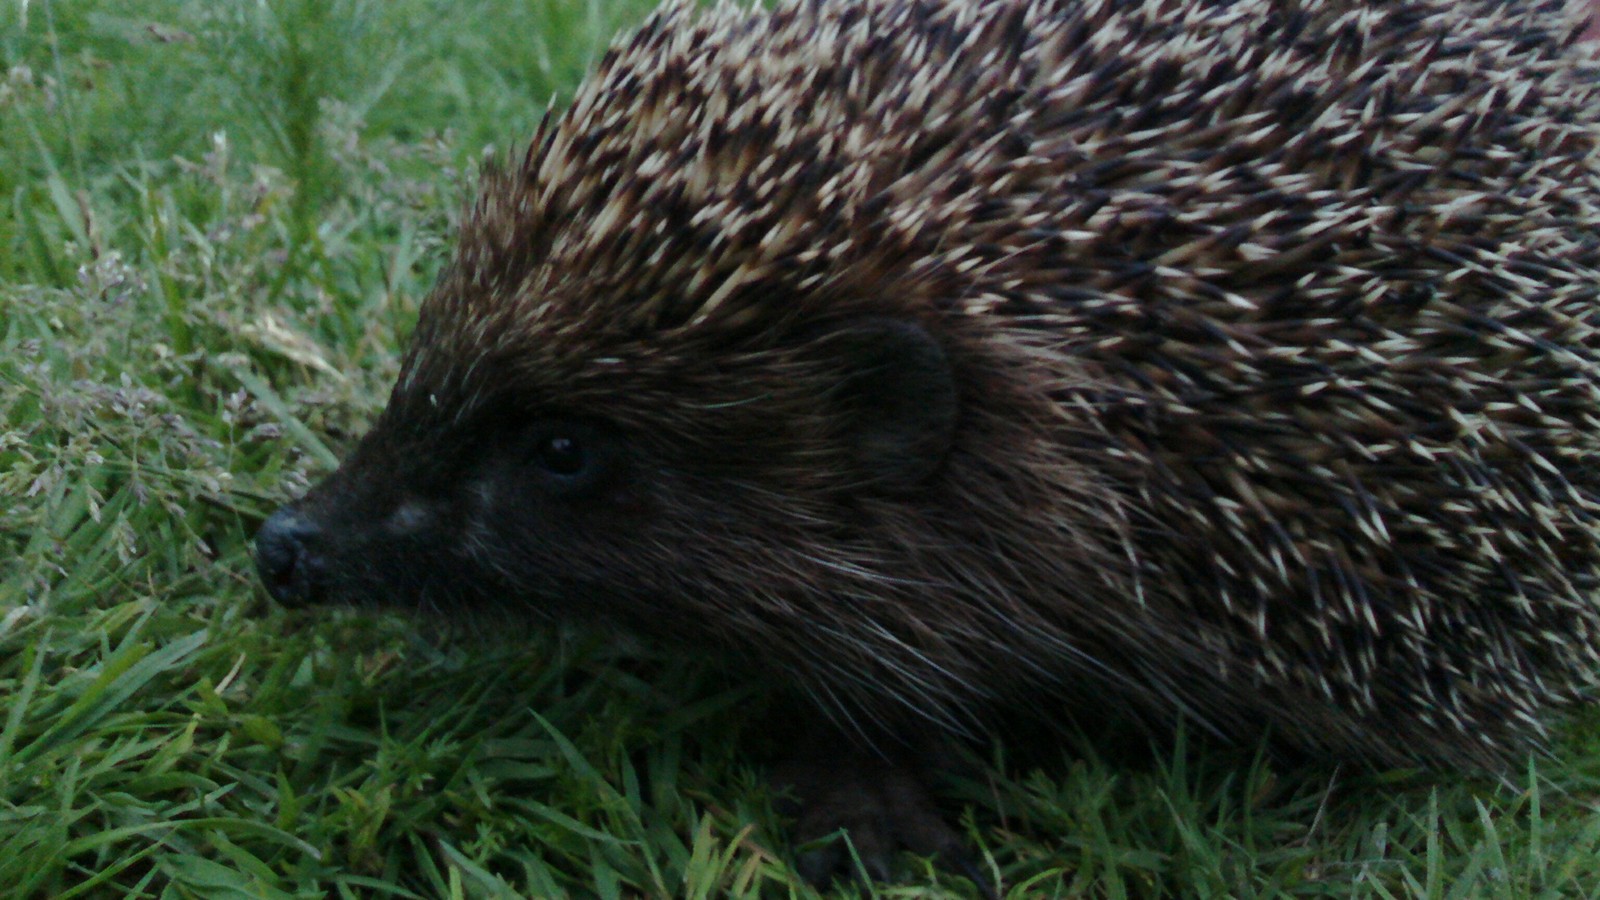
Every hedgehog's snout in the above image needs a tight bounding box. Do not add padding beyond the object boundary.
[255,507,328,607]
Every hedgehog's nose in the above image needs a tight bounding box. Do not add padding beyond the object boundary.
[254,508,327,607]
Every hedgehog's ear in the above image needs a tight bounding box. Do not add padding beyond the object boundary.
[812,318,958,493]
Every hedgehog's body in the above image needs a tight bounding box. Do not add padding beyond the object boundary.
[261,0,1600,822]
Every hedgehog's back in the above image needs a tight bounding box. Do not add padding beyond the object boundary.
[1001,0,1600,763]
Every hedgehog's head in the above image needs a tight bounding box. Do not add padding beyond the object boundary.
[252,268,959,636]
[253,4,976,643]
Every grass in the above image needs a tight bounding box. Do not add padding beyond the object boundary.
[3,0,1600,896]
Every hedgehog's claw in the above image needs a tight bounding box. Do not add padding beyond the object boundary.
[775,751,996,897]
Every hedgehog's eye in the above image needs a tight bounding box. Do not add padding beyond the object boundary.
[522,420,616,494]
[536,434,587,477]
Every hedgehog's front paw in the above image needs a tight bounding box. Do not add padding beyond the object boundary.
[773,750,994,896]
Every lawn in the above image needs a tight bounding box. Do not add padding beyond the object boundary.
[4,0,1600,897]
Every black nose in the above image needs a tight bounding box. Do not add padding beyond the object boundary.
[255,508,327,606]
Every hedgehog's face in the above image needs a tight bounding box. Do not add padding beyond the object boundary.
[254,405,645,622]
[253,315,960,642]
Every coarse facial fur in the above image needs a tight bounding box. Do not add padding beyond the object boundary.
[258,0,1600,770]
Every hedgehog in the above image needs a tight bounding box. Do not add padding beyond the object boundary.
[255,0,1600,883]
